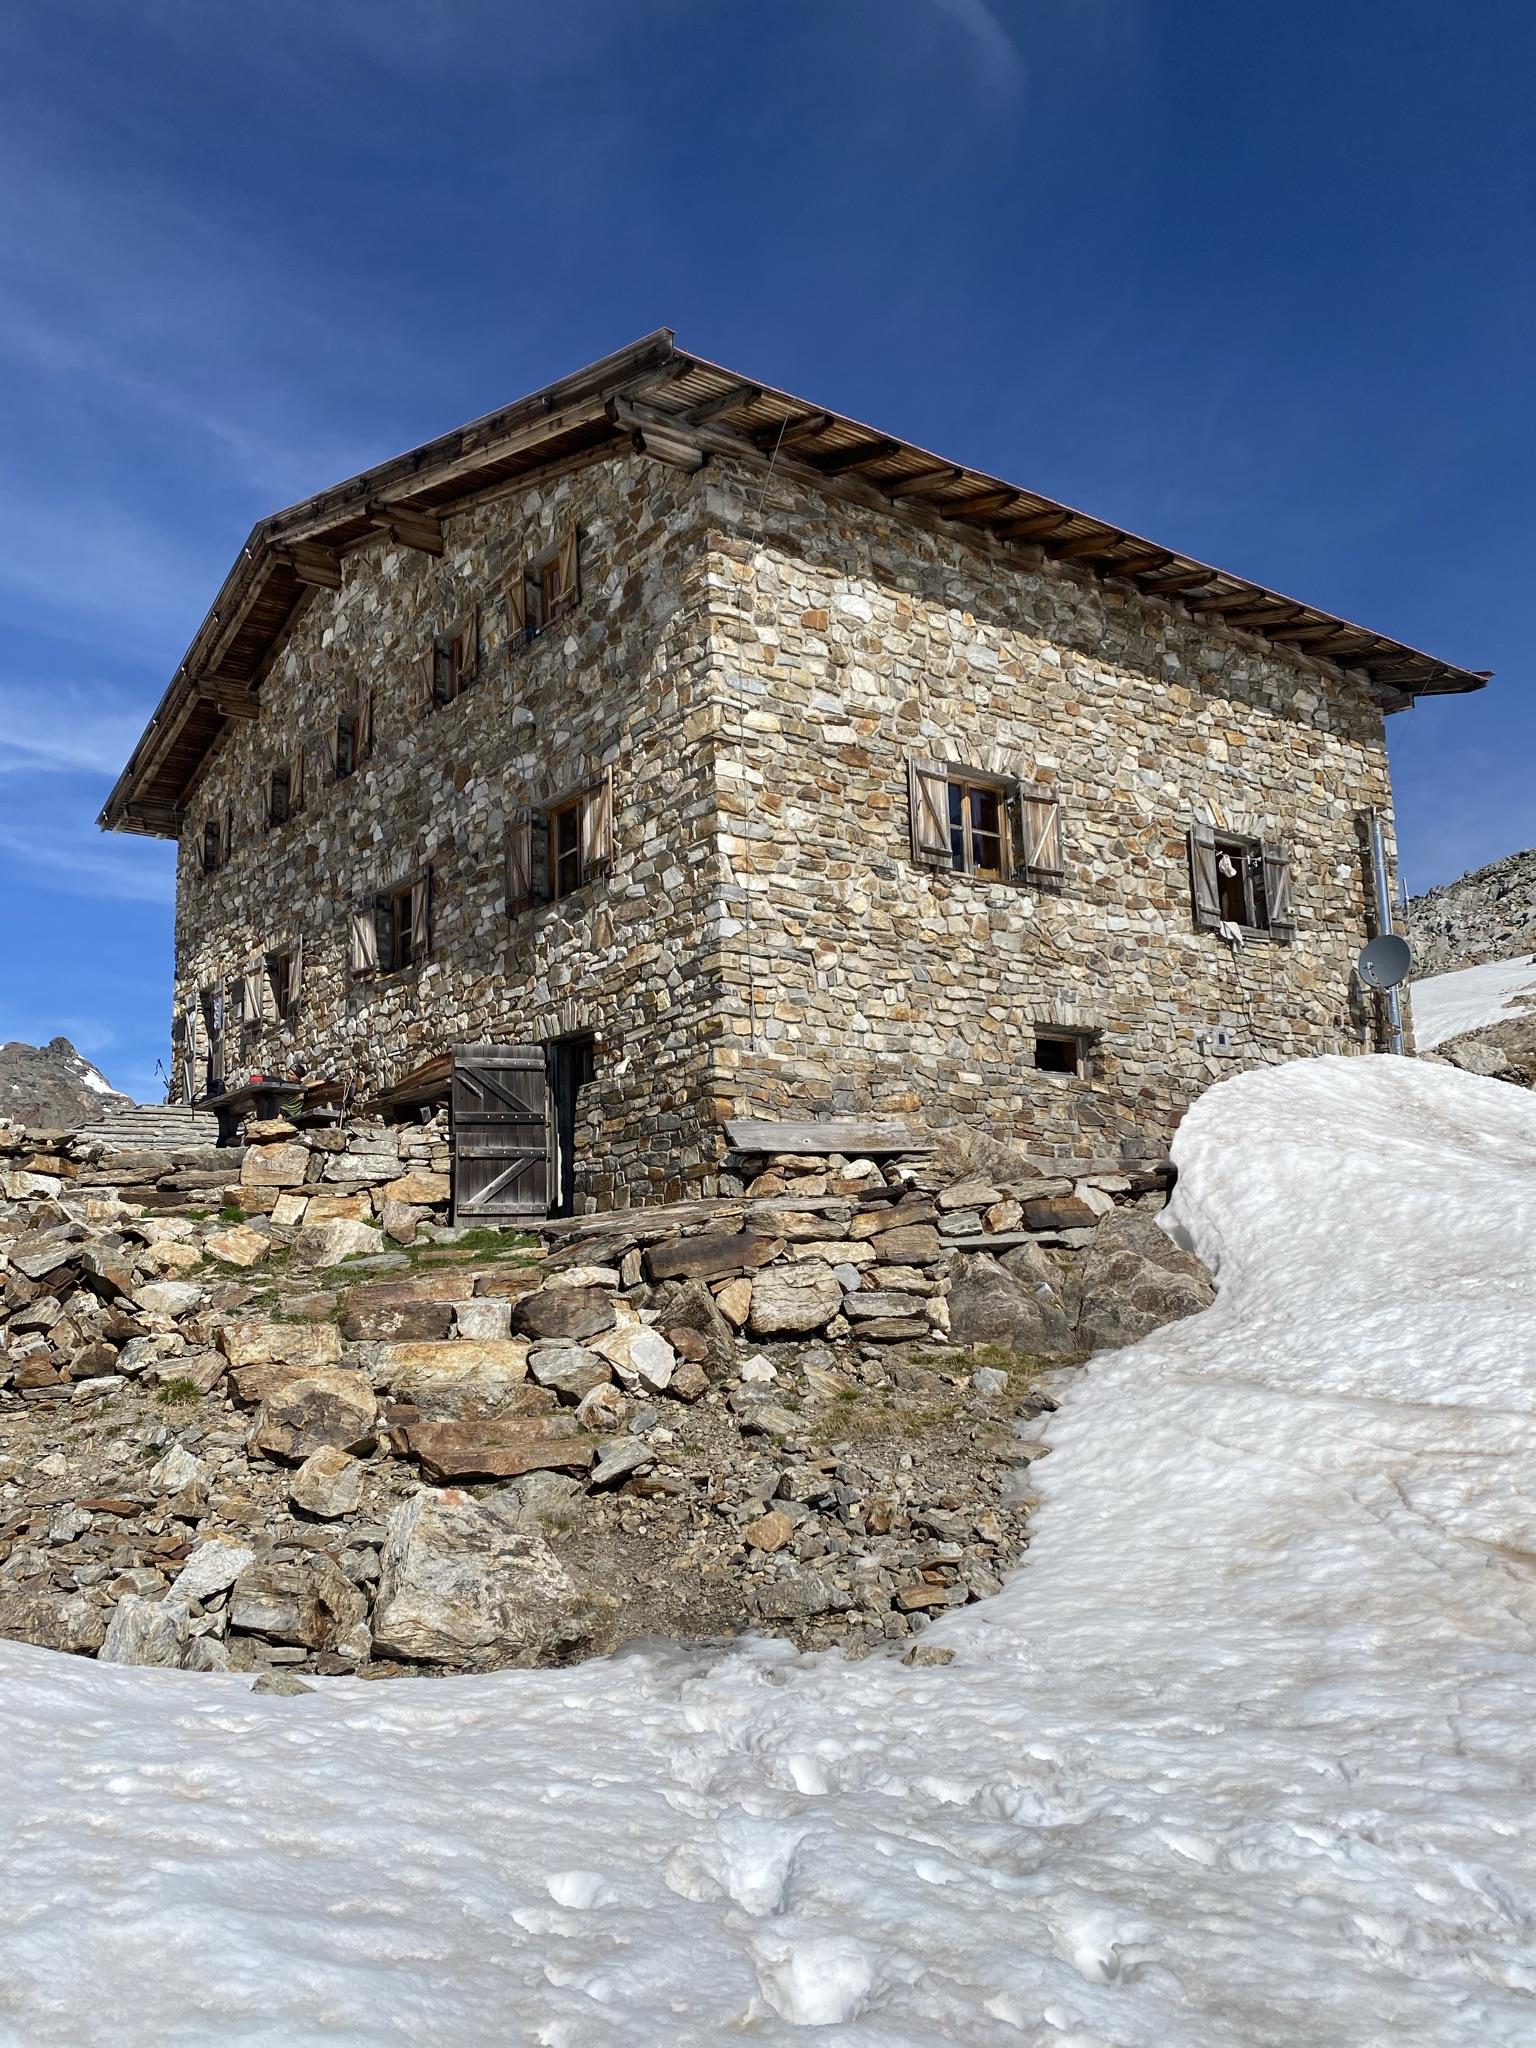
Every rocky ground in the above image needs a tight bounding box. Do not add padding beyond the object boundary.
[0,1113,1214,1684]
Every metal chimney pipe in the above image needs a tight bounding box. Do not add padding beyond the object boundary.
[1366,809,1405,1055]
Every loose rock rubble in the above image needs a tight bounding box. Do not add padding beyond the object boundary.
[0,1111,1213,1678]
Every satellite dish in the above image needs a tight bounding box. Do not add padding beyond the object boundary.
[1357,933,1413,991]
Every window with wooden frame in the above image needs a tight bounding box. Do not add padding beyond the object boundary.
[200,819,223,873]
[1187,823,1295,939]
[907,759,1064,885]
[505,526,580,647]
[506,768,613,915]
[350,871,432,977]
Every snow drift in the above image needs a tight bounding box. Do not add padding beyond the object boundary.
[1,1056,1535,2046]
[1411,952,1536,1049]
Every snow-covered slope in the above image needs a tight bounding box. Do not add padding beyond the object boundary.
[1411,952,1536,1050]
[2,1057,1535,2046]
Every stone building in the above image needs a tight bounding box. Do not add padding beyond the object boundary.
[102,331,1485,1211]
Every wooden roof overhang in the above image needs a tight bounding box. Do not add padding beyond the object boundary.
[102,330,1488,839]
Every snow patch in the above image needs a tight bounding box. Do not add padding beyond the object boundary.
[1,1058,1535,2043]
[1411,951,1536,1048]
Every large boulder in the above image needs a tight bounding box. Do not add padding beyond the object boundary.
[946,1245,1079,1355]
[239,1142,310,1189]
[100,1594,190,1668]
[0,1589,106,1656]
[228,1556,366,1651]
[295,1217,381,1265]
[371,1489,580,1665]
[251,1367,378,1462]
[289,1447,364,1519]
[511,1284,617,1343]
[747,1260,842,1336]
[644,1277,736,1379]
[1074,1210,1215,1352]
[218,1319,343,1372]
[375,1339,534,1421]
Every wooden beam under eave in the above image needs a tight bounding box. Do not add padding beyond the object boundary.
[1045,530,1122,561]
[755,410,835,452]
[1140,568,1219,595]
[367,504,445,556]
[995,509,1074,541]
[1220,606,1308,632]
[279,544,343,590]
[939,490,1019,522]
[1110,550,1176,580]
[809,437,903,477]
[1262,620,1344,645]
[881,465,963,500]
[682,383,761,426]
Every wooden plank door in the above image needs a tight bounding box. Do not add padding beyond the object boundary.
[451,1044,550,1224]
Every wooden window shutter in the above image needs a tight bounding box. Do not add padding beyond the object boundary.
[1188,822,1223,930]
[289,747,305,816]
[507,812,552,912]
[580,767,614,876]
[357,690,374,759]
[242,959,265,1023]
[410,870,433,958]
[1262,844,1296,939]
[506,570,528,644]
[421,643,453,711]
[224,807,234,861]
[556,526,579,612]
[350,902,379,975]
[290,934,304,1003]
[178,1055,198,1105]
[1015,784,1065,882]
[907,757,951,866]
[458,605,479,684]
[506,811,533,915]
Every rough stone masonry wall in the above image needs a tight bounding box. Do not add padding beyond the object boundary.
[702,460,1399,1160]
[174,454,727,1206]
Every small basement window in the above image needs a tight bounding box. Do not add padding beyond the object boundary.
[1034,1031,1086,1076]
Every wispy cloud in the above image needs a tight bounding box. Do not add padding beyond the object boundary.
[926,0,1027,98]
[0,823,175,905]
[0,682,158,778]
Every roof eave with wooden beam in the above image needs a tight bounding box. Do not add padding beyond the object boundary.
[100,329,1489,838]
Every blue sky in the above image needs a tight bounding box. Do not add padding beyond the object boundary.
[1,0,1530,1099]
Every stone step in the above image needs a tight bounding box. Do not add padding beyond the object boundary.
[75,1104,223,1152]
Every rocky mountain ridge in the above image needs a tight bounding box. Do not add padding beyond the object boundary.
[0,1038,132,1132]
[1407,844,1536,976]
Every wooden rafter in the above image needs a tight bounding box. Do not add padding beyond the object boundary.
[754,410,834,452]
[996,509,1074,541]
[682,383,761,426]
[809,436,903,476]
[939,489,1019,522]
[880,464,963,500]
[1045,531,1122,561]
